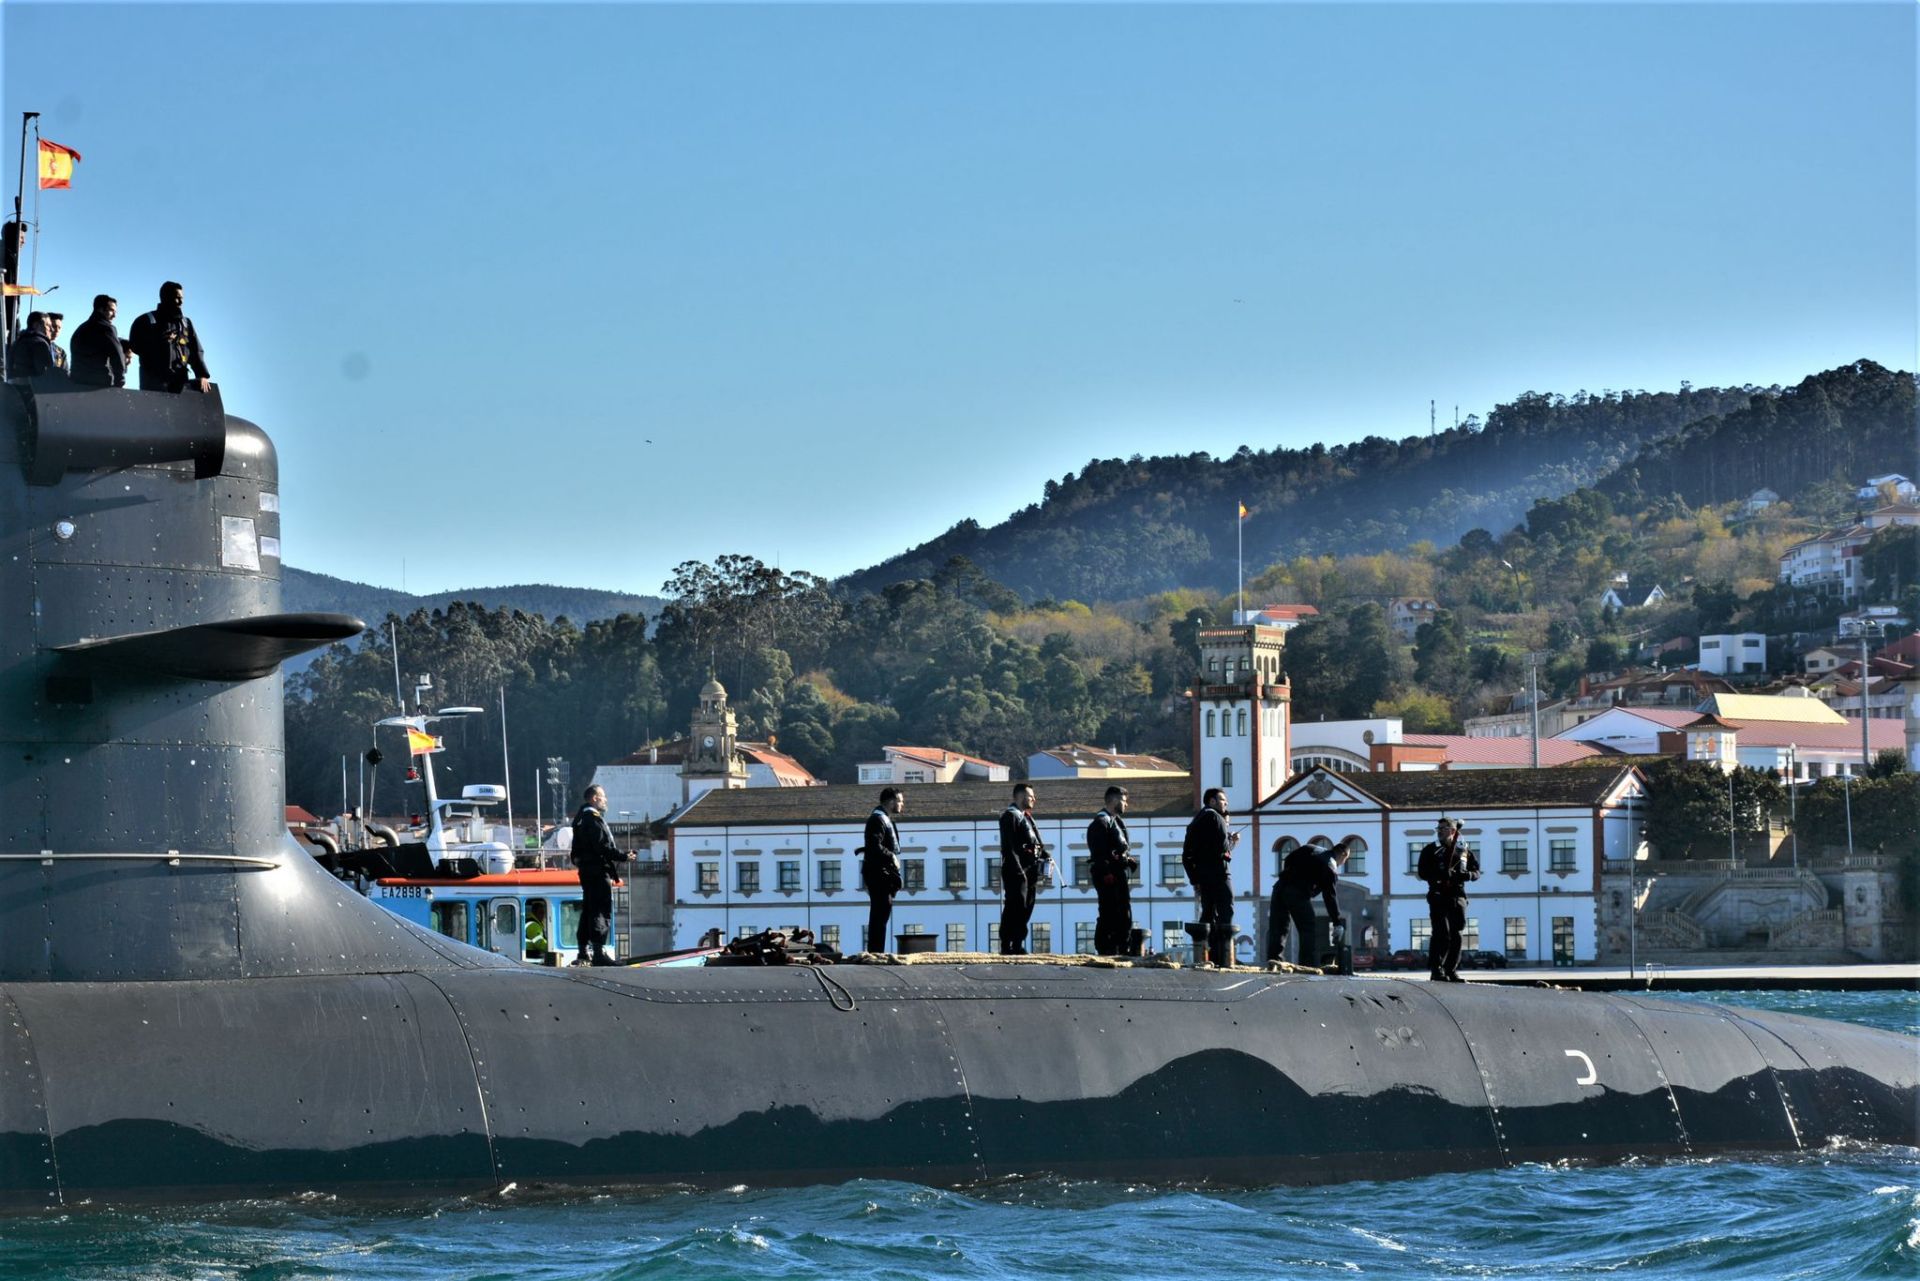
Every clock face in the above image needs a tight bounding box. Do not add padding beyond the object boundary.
[703,735,715,749]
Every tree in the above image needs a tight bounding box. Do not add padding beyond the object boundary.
[1643,760,1783,860]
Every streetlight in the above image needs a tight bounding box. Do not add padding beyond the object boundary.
[1785,744,1798,872]
[1842,770,1855,861]
[1727,766,1737,863]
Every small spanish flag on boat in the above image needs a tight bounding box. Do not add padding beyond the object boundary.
[406,727,439,755]
[1237,501,1249,520]
[37,139,80,190]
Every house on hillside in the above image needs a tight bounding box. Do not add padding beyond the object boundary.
[1387,596,1440,640]
[1857,475,1917,504]
[1232,604,1320,631]
[1599,579,1666,611]
[1697,633,1766,676]
[1026,743,1186,781]
[857,746,1009,786]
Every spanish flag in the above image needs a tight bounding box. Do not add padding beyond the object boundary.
[406,727,439,755]
[37,139,80,190]
[1237,502,1249,520]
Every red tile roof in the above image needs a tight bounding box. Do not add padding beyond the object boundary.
[1718,719,1906,751]
[284,804,323,826]
[884,745,1007,770]
[1401,735,1603,767]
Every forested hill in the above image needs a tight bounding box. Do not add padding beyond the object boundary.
[1595,361,1915,511]
[842,382,1760,602]
[283,567,664,627]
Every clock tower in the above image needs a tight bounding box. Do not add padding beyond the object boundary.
[683,675,748,803]
[1193,624,1291,815]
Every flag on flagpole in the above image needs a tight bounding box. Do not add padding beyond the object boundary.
[1237,502,1249,520]
[37,139,81,190]
[406,727,440,755]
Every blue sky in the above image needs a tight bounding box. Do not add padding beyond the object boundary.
[4,2,1914,597]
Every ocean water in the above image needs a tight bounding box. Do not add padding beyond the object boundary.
[2,990,1913,1281]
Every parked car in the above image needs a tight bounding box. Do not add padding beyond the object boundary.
[1349,949,1383,971]
[1457,949,1510,970]
[1386,949,1427,971]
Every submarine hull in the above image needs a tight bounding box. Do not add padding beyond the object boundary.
[2,962,1913,1208]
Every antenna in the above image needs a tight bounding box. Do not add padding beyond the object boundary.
[1429,399,1435,437]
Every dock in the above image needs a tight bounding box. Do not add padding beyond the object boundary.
[1415,963,1920,992]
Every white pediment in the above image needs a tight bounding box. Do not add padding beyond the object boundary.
[1262,767,1381,811]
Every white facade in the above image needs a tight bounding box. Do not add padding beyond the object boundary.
[1779,525,1871,597]
[1255,767,1647,964]
[1698,633,1766,676]
[857,746,1009,786]
[1290,717,1402,774]
[666,782,1267,957]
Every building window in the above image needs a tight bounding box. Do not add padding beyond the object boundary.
[818,861,842,892]
[696,862,719,894]
[944,858,968,890]
[1462,918,1480,950]
[1237,709,1248,736]
[1206,710,1216,737]
[1031,923,1052,953]
[430,901,470,943]
[901,859,925,891]
[1342,836,1368,875]
[1075,921,1097,954]
[1505,917,1527,959]
[1552,916,1576,962]
[1162,854,1187,887]
[1221,758,1233,789]
[777,860,801,892]
[736,863,760,894]
[1501,840,1528,874]
[1268,759,1278,787]
[1406,842,1424,874]
[1127,858,1142,888]
[1162,922,1188,954]
[945,923,966,952]
[1072,856,1092,889]
[901,923,927,943]
[1410,917,1431,949]
[736,925,757,940]
[985,859,1003,891]
[987,923,1001,952]
[820,924,840,952]
[1549,839,1576,873]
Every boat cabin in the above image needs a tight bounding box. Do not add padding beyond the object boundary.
[369,869,591,963]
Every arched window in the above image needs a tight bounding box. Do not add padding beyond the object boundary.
[1341,835,1369,875]
[1272,836,1299,860]
[1236,709,1248,736]
[1205,710,1216,737]
[1221,758,1234,788]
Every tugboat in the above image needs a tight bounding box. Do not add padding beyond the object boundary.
[0,374,1914,1210]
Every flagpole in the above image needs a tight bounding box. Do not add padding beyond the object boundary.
[1237,505,1244,626]
[5,111,37,352]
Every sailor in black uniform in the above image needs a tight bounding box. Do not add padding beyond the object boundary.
[1087,786,1135,955]
[997,784,1048,953]
[569,784,621,966]
[1417,818,1479,982]
[1181,787,1238,965]
[1267,840,1349,966]
[861,787,905,953]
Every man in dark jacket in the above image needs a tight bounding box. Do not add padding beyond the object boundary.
[1086,786,1135,955]
[997,784,1048,954]
[1417,818,1480,982]
[1181,787,1238,965]
[1267,840,1349,966]
[69,295,128,387]
[569,784,621,966]
[861,787,905,953]
[6,311,59,381]
[128,281,211,393]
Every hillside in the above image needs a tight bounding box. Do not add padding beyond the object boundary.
[841,383,1759,602]
[284,567,663,627]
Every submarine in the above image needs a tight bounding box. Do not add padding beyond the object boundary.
[0,377,1914,1210]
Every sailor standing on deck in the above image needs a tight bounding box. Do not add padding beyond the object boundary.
[569,785,620,966]
[69,295,129,387]
[1267,840,1349,966]
[1182,787,1238,965]
[997,784,1048,954]
[861,787,906,953]
[1087,786,1136,955]
[1418,818,1479,982]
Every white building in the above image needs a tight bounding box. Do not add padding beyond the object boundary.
[1231,604,1319,632]
[1779,524,1874,597]
[1257,765,1647,964]
[1697,633,1766,676]
[1838,605,1910,639]
[857,745,1009,786]
[666,775,1248,956]
[1026,743,1186,781]
[1554,692,1905,778]
[1291,717,1602,772]
[1857,475,1916,504]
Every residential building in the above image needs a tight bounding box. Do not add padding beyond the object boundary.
[1387,597,1440,641]
[1742,488,1779,515]
[1778,523,1873,597]
[1292,717,1604,772]
[1697,633,1766,676]
[1026,744,1186,781]
[1803,647,1849,676]
[1555,690,1902,778]
[857,746,1010,786]
[1462,697,1580,740]
[1857,475,1917,504]
[1838,605,1910,639]
[1599,580,1666,611]
[1258,765,1647,964]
